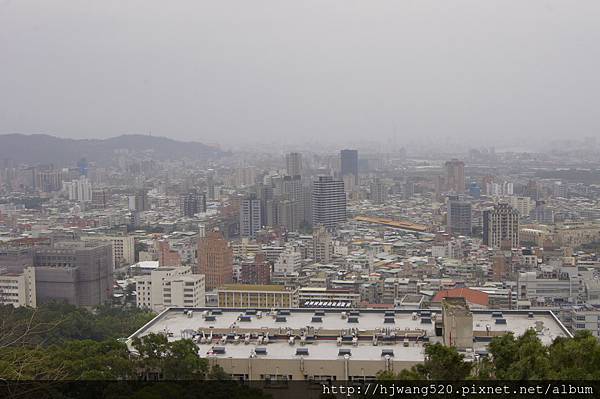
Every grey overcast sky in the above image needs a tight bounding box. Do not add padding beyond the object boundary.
[1,1,599,148]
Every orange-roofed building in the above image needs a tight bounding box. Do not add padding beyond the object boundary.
[432,287,489,309]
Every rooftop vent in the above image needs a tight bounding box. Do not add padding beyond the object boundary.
[338,349,352,356]
[311,316,323,323]
[348,316,359,323]
[421,317,432,324]
[495,318,507,325]
[296,348,309,356]
[528,312,534,318]
[212,347,226,354]
[384,317,395,324]
[275,316,287,323]
[239,315,252,322]
[255,347,267,355]
[381,349,394,357]
[204,315,216,322]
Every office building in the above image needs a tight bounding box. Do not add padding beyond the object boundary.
[517,268,580,307]
[33,241,113,307]
[135,266,205,312]
[240,194,262,238]
[312,176,346,230]
[445,159,465,194]
[446,196,472,236]
[340,149,358,184]
[197,231,233,290]
[483,203,520,249]
[217,284,298,308]
[285,152,302,177]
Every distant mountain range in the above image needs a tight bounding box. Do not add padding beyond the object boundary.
[0,134,225,166]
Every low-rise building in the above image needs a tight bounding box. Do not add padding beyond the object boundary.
[217,284,298,308]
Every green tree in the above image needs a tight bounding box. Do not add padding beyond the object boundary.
[163,339,208,380]
[378,343,471,380]
[488,329,550,379]
[548,330,600,379]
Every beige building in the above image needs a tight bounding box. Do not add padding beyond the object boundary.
[0,267,36,307]
[442,297,473,350]
[217,284,298,308]
[135,266,205,312]
[82,234,135,268]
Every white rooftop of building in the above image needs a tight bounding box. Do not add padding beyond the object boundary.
[128,308,571,362]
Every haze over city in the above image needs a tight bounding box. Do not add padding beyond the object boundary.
[1,0,599,150]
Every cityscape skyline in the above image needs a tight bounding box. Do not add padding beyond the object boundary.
[2,1,600,149]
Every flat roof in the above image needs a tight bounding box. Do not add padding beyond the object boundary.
[128,308,571,361]
[218,284,291,292]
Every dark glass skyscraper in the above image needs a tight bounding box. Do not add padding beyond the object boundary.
[340,149,358,183]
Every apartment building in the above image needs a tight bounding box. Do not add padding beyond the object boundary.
[0,267,36,307]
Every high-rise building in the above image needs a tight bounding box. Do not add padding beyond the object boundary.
[312,176,346,230]
[285,152,302,177]
[91,188,109,209]
[207,174,216,200]
[240,194,262,238]
[180,190,207,217]
[197,231,233,290]
[447,195,472,236]
[506,196,534,218]
[370,178,387,204]
[63,176,92,202]
[445,159,465,194]
[340,149,358,184]
[34,167,64,192]
[129,189,149,212]
[312,225,332,263]
[483,203,520,249]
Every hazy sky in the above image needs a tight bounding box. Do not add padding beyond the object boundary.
[1,1,599,148]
